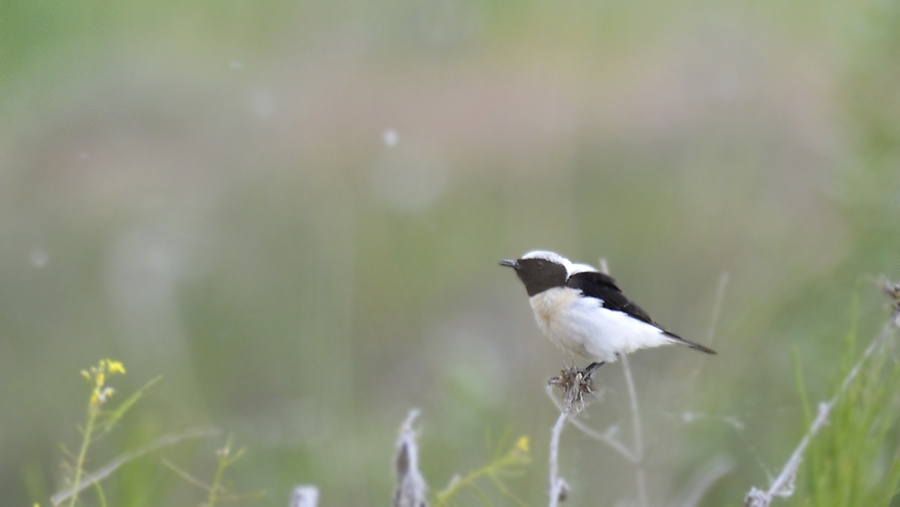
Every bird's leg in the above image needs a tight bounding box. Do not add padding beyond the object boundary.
[581,361,606,379]
[549,362,606,385]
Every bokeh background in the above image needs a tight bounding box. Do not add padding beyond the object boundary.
[2,0,899,505]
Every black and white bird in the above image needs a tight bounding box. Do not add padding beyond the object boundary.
[500,250,715,375]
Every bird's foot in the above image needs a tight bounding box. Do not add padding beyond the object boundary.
[549,362,605,386]
[548,362,605,384]
[580,361,605,379]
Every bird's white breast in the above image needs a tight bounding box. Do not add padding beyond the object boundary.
[528,287,671,363]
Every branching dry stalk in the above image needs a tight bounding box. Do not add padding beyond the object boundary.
[681,272,729,394]
[545,387,637,463]
[546,366,596,506]
[743,282,900,507]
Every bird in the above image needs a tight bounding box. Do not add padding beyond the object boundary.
[500,250,715,376]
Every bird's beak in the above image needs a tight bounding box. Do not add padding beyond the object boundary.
[499,259,519,269]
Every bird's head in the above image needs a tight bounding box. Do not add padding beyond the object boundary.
[499,250,571,296]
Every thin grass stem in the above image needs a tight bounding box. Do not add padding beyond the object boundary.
[51,428,222,506]
[207,434,234,507]
[67,406,98,507]
[92,478,108,507]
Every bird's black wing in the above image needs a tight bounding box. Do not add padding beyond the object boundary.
[565,271,656,326]
[566,271,717,355]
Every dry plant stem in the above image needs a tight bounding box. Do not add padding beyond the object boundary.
[621,354,648,507]
[681,273,728,394]
[705,273,729,345]
[544,386,637,463]
[745,311,900,506]
[548,411,568,507]
[67,407,98,507]
[546,368,593,507]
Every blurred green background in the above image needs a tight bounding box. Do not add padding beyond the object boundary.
[2,0,899,505]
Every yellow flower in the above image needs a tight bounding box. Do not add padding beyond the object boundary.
[100,387,115,403]
[107,360,126,375]
[82,359,125,407]
[515,436,530,453]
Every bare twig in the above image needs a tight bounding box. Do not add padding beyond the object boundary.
[705,273,729,347]
[744,300,900,506]
[544,386,637,463]
[546,366,596,506]
[682,273,729,394]
[51,427,222,506]
[548,411,569,507]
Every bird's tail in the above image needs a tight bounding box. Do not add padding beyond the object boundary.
[664,331,717,355]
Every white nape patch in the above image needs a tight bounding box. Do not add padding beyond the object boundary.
[529,287,671,363]
[568,262,597,275]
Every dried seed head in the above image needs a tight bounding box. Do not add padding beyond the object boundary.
[549,366,595,414]
[394,410,428,507]
[743,487,769,507]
